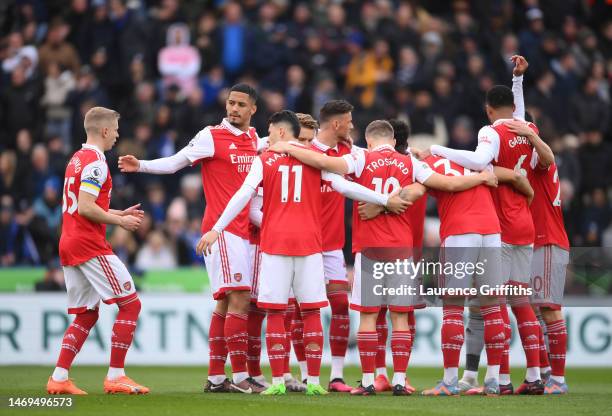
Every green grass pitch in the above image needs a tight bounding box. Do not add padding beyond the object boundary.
[1,366,611,416]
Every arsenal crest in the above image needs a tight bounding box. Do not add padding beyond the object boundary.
[234,273,242,282]
[123,282,132,291]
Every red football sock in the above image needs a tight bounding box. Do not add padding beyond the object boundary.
[441,305,464,368]
[546,319,567,377]
[328,290,350,359]
[357,331,378,375]
[375,307,388,369]
[538,323,550,368]
[209,311,227,377]
[302,309,324,377]
[407,310,416,344]
[265,310,286,378]
[512,305,540,368]
[499,306,511,376]
[225,312,248,374]
[247,305,266,377]
[391,330,412,374]
[290,299,305,362]
[480,304,505,366]
[56,309,99,370]
[283,303,294,374]
[110,296,141,368]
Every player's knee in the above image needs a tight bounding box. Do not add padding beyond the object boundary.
[541,307,563,323]
[227,290,250,313]
[118,297,142,316]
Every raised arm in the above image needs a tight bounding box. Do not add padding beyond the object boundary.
[268,141,349,174]
[494,166,534,203]
[511,55,528,120]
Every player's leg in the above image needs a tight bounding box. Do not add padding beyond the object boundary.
[506,244,544,394]
[258,253,294,395]
[47,266,100,395]
[293,253,329,395]
[324,250,352,392]
[79,255,148,394]
[290,298,307,382]
[373,306,391,391]
[206,231,255,392]
[283,297,305,391]
[246,244,268,386]
[388,310,412,396]
[535,308,551,380]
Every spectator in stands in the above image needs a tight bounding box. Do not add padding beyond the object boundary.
[41,61,76,149]
[34,259,65,292]
[135,230,177,270]
[37,18,80,76]
[158,23,201,96]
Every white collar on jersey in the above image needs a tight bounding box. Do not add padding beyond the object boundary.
[371,144,395,152]
[82,143,106,160]
[492,118,518,127]
[222,118,253,138]
[312,137,338,152]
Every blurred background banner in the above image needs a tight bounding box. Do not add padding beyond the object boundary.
[2,293,611,366]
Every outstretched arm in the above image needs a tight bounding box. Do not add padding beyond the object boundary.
[421,170,497,192]
[268,141,349,174]
[249,192,263,227]
[431,126,498,171]
[494,166,534,204]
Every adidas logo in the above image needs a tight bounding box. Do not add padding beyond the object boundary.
[492,332,505,340]
[451,335,464,341]
[229,143,237,149]
[525,334,539,342]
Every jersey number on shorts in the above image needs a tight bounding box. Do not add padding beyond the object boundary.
[62,177,78,214]
[278,165,302,202]
[371,177,400,194]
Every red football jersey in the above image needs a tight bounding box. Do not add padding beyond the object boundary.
[349,146,416,252]
[258,150,323,256]
[59,144,114,266]
[528,162,569,249]
[409,194,427,248]
[424,155,500,241]
[184,119,258,240]
[489,119,537,245]
[311,139,351,251]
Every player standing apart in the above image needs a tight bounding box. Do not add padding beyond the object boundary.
[47,107,148,395]
[119,84,266,393]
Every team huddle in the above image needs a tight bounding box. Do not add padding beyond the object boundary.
[46,55,569,397]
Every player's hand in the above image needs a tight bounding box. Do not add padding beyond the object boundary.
[340,135,354,149]
[196,230,219,256]
[119,214,142,231]
[504,119,535,138]
[122,203,144,219]
[268,141,292,154]
[413,147,431,160]
[118,155,140,173]
[511,55,528,76]
[385,191,412,214]
[479,170,498,188]
[358,202,384,220]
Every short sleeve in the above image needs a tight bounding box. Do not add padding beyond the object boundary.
[80,160,108,197]
[179,127,215,164]
[342,147,366,177]
[411,156,434,183]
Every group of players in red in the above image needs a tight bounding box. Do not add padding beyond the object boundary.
[47,55,569,397]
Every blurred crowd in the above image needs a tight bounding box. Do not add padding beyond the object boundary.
[0,0,611,292]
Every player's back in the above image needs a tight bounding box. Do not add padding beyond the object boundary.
[352,146,414,252]
[528,161,569,249]
[490,120,536,245]
[59,145,113,266]
[424,155,500,241]
[259,147,323,256]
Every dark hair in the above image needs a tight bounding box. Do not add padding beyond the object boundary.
[388,119,410,154]
[269,110,301,138]
[319,100,354,123]
[486,85,514,109]
[230,83,258,103]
